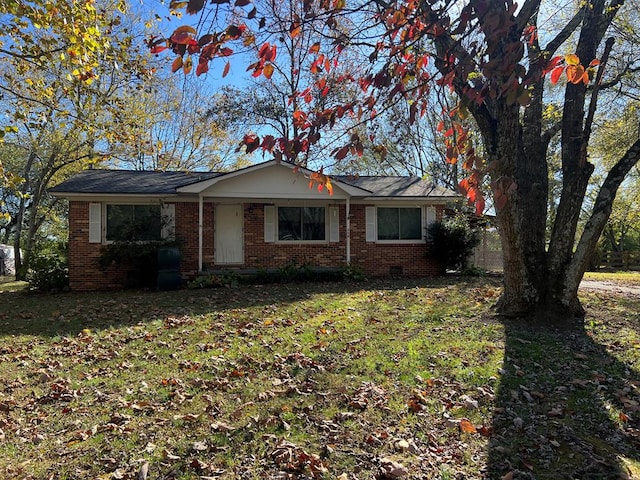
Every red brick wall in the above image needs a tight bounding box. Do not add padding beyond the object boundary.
[348,204,444,277]
[67,200,444,291]
[244,203,347,269]
[68,201,127,291]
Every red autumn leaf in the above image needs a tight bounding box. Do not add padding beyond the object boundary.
[171,31,193,45]
[171,56,183,73]
[187,39,200,54]
[550,66,564,85]
[258,42,271,58]
[566,64,586,84]
[235,0,251,5]
[196,59,209,76]
[475,194,486,216]
[243,134,260,153]
[581,70,590,84]
[220,47,233,57]
[222,61,231,78]
[620,412,630,423]
[150,45,168,54]
[589,58,600,67]
[290,22,301,38]
[334,145,350,160]
[542,55,563,75]
[266,45,277,62]
[292,110,307,126]
[460,419,477,433]
[309,42,321,54]
[173,25,197,35]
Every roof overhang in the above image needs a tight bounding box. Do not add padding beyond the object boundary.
[176,160,372,198]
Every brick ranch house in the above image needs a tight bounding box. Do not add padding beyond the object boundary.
[50,160,460,291]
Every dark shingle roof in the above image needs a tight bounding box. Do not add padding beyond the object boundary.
[49,170,220,195]
[50,167,458,198]
[334,176,458,197]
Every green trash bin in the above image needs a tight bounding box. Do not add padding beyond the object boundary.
[158,247,180,270]
[157,247,181,291]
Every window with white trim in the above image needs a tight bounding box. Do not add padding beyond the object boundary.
[278,206,326,241]
[106,204,163,242]
[376,207,422,240]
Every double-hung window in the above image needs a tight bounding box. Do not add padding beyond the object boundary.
[376,207,422,240]
[106,204,163,242]
[278,206,326,241]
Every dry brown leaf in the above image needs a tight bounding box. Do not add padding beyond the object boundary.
[460,418,477,433]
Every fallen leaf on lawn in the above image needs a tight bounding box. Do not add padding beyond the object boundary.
[407,398,424,412]
[162,449,181,460]
[349,382,388,410]
[460,418,477,433]
[211,421,235,432]
[461,394,479,410]
[192,440,208,451]
[174,413,199,423]
[137,462,149,480]
[394,439,410,451]
[379,457,408,479]
[547,407,564,417]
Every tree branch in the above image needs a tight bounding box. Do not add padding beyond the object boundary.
[568,138,640,291]
[581,36,615,166]
[514,0,540,34]
[542,5,586,57]
[541,121,562,148]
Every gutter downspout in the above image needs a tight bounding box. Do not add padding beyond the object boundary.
[198,195,203,272]
[346,197,351,264]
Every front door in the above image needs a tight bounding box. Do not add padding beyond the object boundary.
[215,204,243,265]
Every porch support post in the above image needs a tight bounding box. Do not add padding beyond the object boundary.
[198,195,203,272]
[346,197,351,264]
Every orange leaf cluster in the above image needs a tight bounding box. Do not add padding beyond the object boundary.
[308,170,333,196]
[546,54,600,86]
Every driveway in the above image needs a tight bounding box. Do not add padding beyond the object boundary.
[580,279,640,298]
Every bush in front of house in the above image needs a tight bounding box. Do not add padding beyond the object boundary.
[99,240,180,289]
[428,214,480,272]
[26,241,69,292]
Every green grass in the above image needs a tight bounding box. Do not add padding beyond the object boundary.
[584,270,640,284]
[0,276,26,293]
[0,278,639,479]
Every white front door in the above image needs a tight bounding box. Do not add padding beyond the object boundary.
[215,204,244,265]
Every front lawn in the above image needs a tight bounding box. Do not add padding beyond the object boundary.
[1,278,639,479]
